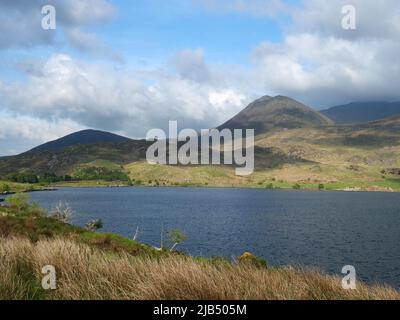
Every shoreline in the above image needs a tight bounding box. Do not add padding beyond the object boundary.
[2,180,399,196]
[48,182,399,193]
[1,199,399,299]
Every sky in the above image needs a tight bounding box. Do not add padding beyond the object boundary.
[1,0,400,155]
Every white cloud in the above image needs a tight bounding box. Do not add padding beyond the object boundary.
[66,28,124,63]
[249,0,400,107]
[0,53,253,155]
[172,48,211,83]
[2,0,400,155]
[0,114,82,156]
[209,90,247,112]
[0,0,119,61]
[291,0,400,41]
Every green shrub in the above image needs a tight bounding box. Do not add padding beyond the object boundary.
[293,183,301,190]
[0,183,11,193]
[167,229,187,251]
[265,183,274,189]
[85,219,104,232]
[318,184,325,190]
[238,252,268,269]
[7,193,30,211]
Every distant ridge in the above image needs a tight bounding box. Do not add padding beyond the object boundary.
[321,101,400,124]
[218,95,333,135]
[27,129,132,153]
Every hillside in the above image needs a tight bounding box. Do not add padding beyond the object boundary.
[1,96,400,191]
[321,101,400,124]
[27,129,132,153]
[218,95,333,135]
[0,140,149,176]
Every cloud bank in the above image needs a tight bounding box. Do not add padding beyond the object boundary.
[1,0,400,155]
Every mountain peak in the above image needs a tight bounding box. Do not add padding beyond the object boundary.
[218,95,333,135]
[27,129,132,154]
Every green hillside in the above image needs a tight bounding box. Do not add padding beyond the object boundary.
[1,98,400,192]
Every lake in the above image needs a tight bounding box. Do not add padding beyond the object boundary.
[29,187,400,288]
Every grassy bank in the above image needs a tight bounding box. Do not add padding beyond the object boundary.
[1,195,399,300]
[124,162,400,192]
[0,181,47,195]
[3,158,400,193]
[2,237,399,300]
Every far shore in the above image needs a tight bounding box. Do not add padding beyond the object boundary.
[2,179,399,197]
[45,181,400,193]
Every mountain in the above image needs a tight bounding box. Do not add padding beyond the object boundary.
[0,139,149,176]
[27,129,132,153]
[218,95,333,135]
[321,101,400,124]
[1,95,400,191]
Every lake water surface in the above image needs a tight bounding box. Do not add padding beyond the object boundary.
[29,187,400,288]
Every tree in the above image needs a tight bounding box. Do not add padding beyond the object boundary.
[7,171,39,184]
[167,229,187,251]
[85,219,104,232]
[51,201,73,223]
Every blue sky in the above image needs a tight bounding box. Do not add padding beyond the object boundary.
[1,0,400,155]
[103,0,287,64]
[0,0,290,80]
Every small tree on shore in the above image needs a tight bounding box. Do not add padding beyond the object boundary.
[7,193,30,211]
[167,229,187,251]
[85,219,103,232]
[51,201,73,223]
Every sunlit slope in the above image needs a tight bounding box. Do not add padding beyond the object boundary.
[125,117,400,191]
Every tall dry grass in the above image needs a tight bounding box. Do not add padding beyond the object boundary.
[1,237,399,300]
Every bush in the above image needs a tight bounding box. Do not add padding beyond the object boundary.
[0,183,11,193]
[293,183,301,190]
[85,219,104,232]
[238,252,268,269]
[318,184,325,190]
[265,183,274,189]
[51,202,73,223]
[167,229,187,251]
[7,193,30,211]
